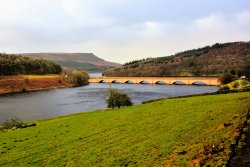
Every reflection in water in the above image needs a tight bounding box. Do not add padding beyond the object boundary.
[0,83,218,124]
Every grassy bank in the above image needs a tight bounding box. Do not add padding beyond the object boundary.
[0,92,250,166]
[226,79,250,91]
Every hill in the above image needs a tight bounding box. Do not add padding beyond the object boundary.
[0,92,250,166]
[22,53,121,72]
[104,42,250,77]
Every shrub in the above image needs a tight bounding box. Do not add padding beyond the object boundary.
[105,88,133,109]
[69,70,89,86]
[24,78,30,85]
[227,79,250,91]
[232,81,240,89]
[220,73,236,84]
[20,86,28,93]
[1,117,25,129]
[218,86,230,93]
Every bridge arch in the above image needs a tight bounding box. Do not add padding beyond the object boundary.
[139,80,150,84]
[99,80,106,83]
[192,81,207,86]
[111,80,120,84]
[125,80,134,84]
[172,81,186,85]
[155,81,167,85]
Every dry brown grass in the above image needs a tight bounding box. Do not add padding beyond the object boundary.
[0,75,72,94]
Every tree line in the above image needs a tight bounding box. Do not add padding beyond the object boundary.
[0,53,62,75]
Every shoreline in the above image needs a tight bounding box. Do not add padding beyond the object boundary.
[0,83,217,122]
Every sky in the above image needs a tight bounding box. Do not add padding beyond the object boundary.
[0,0,250,63]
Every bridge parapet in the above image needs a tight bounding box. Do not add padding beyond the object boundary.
[89,77,221,86]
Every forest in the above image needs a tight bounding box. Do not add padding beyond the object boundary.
[104,42,250,78]
[0,53,62,75]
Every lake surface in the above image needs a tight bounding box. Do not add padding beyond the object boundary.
[0,83,218,124]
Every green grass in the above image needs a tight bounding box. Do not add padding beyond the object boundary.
[0,92,250,166]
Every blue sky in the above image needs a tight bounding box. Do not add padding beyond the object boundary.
[0,0,250,63]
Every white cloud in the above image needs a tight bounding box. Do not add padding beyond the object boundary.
[195,12,250,40]
[61,0,79,12]
[142,21,169,38]
[236,11,250,22]
[195,14,227,31]
[236,11,250,30]
[0,0,249,63]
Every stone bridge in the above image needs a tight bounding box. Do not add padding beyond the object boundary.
[89,77,221,86]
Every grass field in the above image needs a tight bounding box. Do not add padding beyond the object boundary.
[0,92,250,166]
[22,75,60,79]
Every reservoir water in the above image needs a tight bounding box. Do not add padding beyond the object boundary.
[0,83,219,124]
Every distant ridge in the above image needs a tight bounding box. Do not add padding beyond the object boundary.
[21,53,121,72]
[104,41,250,77]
